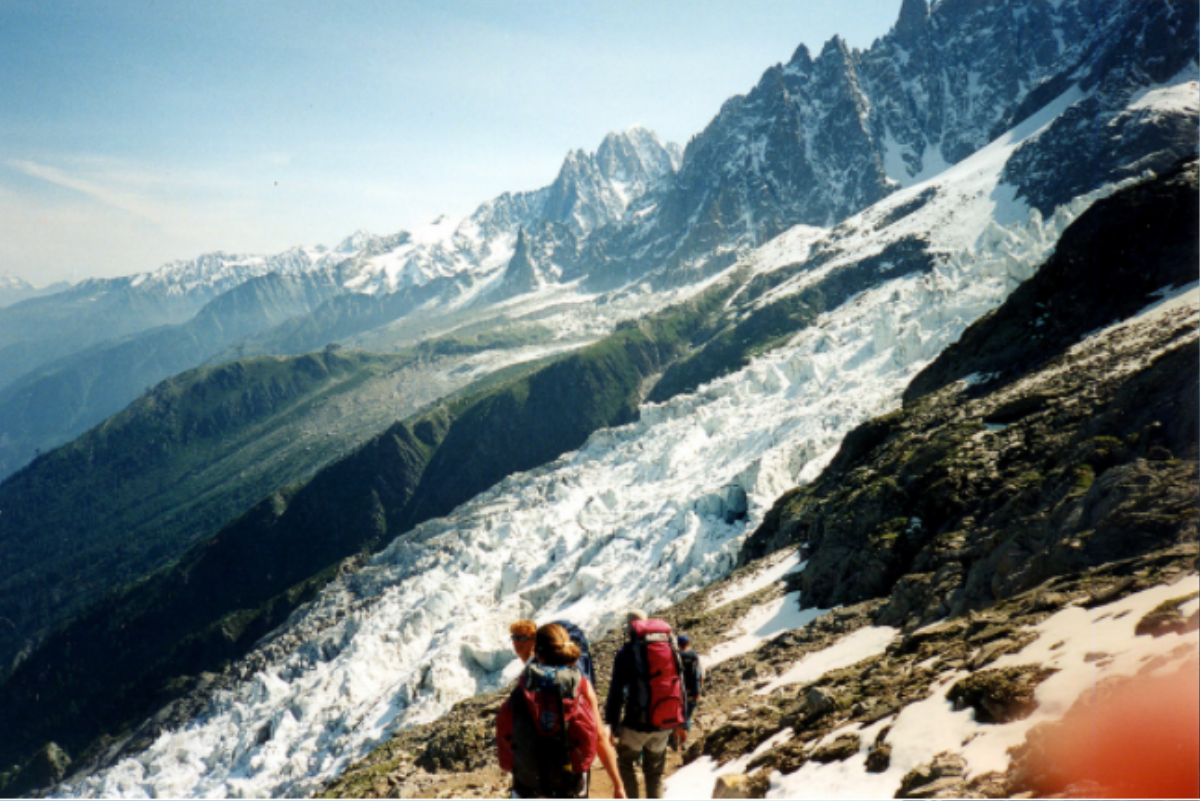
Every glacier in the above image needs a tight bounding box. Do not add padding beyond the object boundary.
[54,75,1168,800]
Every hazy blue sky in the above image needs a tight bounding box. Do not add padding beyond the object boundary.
[1,1,903,285]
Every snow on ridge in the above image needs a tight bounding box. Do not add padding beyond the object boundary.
[59,110,1122,799]
[704,548,803,612]
[665,578,1200,799]
[758,577,1200,800]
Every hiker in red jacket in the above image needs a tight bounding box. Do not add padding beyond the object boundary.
[498,623,626,798]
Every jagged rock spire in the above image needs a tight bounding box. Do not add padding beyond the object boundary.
[788,42,814,71]
[895,0,929,43]
[496,226,541,299]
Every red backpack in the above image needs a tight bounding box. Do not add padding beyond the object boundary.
[497,663,598,797]
[630,618,687,730]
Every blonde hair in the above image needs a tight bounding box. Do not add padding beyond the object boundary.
[535,623,582,667]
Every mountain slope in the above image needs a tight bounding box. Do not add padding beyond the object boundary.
[0,276,69,309]
[0,236,370,394]
[0,270,346,481]
[744,157,1199,619]
[671,161,1198,800]
[218,127,683,360]
[0,349,412,669]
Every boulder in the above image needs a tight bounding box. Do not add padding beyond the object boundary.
[1134,592,1200,637]
[948,666,1058,724]
[713,773,753,799]
[810,733,861,763]
[897,752,968,798]
[806,687,836,716]
[865,743,891,773]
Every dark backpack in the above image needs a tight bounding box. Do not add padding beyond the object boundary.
[553,619,596,688]
[629,618,687,730]
[680,650,703,700]
[497,663,598,798]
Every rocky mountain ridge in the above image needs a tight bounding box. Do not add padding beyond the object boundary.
[527,0,1197,290]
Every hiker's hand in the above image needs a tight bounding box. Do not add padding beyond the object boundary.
[674,727,688,746]
[613,784,628,799]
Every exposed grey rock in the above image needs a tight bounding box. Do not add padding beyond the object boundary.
[806,687,837,716]
[492,228,542,300]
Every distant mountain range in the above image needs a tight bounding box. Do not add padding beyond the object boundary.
[0,276,70,309]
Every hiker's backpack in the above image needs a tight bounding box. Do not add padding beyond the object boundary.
[630,618,687,730]
[497,663,598,798]
[553,619,596,688]
[680,649,704,700]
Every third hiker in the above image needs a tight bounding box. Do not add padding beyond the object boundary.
[675,634,704,748]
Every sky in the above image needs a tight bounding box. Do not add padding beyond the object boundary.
[0,1,903,286]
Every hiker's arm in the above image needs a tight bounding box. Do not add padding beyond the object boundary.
[585,680,626,799]
[604,647,628,731]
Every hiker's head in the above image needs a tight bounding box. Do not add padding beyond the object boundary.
[625,608,647,638]
[677,634,691,650]
[510,619,536,662]
[535,623,581,667]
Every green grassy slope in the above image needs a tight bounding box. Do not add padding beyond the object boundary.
[0,349,412,668]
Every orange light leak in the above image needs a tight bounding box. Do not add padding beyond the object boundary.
[1031,659,1199,798]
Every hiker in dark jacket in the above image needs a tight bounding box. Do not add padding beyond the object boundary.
[677,635,704,738]
[603,610,675,798]
[677,635,703,712]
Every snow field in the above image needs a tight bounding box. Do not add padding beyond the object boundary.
[766,576,1200,799]
[667,577,1199,800]
[704,548,802,612]
[704,592,829,668]
[754,626,901,697]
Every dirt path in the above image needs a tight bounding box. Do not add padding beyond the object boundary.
[587,735,689,799]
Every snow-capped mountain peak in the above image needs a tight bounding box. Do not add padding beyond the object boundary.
[339,126,684,296]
